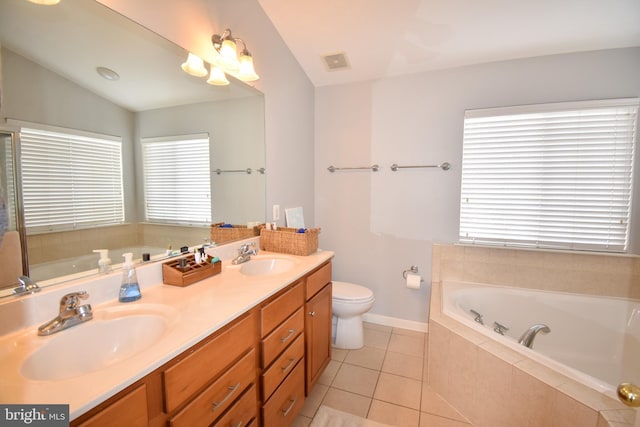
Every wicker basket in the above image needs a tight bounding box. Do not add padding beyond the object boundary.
[210,223,262,244]
[259,227,320,256]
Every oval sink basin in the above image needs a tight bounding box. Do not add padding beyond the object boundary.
[21,309,172,381]
[239,257,296,276]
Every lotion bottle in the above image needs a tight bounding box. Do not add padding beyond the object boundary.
[119,252,141,302]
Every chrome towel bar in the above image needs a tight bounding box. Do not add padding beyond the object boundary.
[390,162,451,171]
[327,164,379,173]
[214,168,266,175]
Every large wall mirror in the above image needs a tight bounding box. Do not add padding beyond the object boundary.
[0,0,266,292]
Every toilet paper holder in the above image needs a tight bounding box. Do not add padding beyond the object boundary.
[402,266,424,282]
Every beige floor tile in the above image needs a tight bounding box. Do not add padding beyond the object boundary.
[364,328,391,349]
[419,412,472,427]
[374,372,422,410]
[364,321,393,333]
[321,387,372,418]
[317,359,341,386]
[332,363,380,397]
[368,399,420,427]
[388,333,425,357]
[331,347,349,362]
[344,346,387,370]
[392,327,427,339]
[300,383,328,417]
[292,415,312,427]
[382,350,423,380]
[421,384,467,422]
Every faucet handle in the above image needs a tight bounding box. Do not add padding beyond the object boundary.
[60,291,89,311]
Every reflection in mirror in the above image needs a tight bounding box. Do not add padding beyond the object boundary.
[0,0,266,291]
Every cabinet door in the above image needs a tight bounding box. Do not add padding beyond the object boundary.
[77,384,148,427]
[305,283,332,394]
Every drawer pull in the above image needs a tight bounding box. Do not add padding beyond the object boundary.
[281,357,296,373]
[233,422,243,427]
[281,398,297,417]
[308,311,316,317]
[280,329,296,343]
[212,382,241,410]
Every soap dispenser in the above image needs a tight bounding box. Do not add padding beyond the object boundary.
[93,249,111,274]
[119,252,141,302]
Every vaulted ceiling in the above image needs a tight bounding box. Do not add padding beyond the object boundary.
[257,0,640,87]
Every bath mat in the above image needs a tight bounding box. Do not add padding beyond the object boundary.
[310,405,395,427]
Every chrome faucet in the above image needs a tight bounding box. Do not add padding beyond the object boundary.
[518,324,551,348]
[13,276,41,296]
[37,291,93,336]
[232,243,258,265]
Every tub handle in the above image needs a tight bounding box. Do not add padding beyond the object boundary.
[469,309,484,325]
[617,383,640,407]
[493,321,509,335]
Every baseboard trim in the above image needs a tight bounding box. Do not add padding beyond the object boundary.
[362,313,429,333]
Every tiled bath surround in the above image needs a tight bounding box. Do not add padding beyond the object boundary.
[429,243,640,427]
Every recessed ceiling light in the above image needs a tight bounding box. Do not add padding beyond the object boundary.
[96,66,120,81]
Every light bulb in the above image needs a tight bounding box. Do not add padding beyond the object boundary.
[238,52,259,82]
[207,65,229,86]
[181,53,208,77]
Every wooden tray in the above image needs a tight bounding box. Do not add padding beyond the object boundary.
[162,254,221,287]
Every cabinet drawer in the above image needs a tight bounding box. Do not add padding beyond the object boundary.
[306,261,332,300]
[262,308,304,367]
[261,333,304,401]
[213,383,258,427]
[77,384,147,427]
[262,361,305,426]
[261,282,303,337]
[170,349,256,427]
[163,312,256,413]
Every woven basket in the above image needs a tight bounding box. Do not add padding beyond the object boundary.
[210,223,261,244]
[259,227,320,256]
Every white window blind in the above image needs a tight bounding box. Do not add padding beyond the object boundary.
[142,134,211,225]
[460,99,638,252]
[20,127,124,233]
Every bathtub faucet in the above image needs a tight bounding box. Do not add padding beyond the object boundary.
[518,324,551,349]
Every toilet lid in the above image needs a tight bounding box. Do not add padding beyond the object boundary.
[332,281,374,301]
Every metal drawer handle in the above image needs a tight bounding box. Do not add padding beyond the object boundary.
[233,422,243,427]
[212,382,240,410]
[281,398,297,417]
[308,311,316,317]
[281,357,296,373]
[280,329,295,343]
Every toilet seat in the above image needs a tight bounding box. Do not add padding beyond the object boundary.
[332,281,374,303]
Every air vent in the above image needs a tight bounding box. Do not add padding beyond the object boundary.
[322,52,350,71]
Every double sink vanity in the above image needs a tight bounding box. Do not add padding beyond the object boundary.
[0,239,334,426]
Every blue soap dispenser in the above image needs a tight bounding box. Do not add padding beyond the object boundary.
[119,252,141,302]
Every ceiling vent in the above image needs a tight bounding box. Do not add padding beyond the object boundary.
[322,52,350,71]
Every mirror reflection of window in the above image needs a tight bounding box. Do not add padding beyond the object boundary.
[141,134,211,225]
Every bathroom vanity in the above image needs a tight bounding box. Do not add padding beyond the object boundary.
[0,246,334,427]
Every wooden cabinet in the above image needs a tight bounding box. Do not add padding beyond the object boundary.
[72,257,334,427]
[304,261,333,394]
[76,383,148,427]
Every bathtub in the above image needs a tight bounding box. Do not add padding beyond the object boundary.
[441,281,640,397]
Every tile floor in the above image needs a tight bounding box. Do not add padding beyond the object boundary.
[293,322,473,427]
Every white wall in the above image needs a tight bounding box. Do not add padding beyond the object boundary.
[316,48,640,324]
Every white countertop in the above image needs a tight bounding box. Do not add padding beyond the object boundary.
[0,248,334,420]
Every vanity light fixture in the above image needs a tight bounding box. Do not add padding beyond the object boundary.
[180,28,259,85]
[181,53,208,77]
[207,65,229,86]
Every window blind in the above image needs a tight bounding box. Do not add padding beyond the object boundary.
[142,134,211,225]
[460,99,638,252]
[20,127,124,233]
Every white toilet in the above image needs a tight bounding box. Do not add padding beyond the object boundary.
[331,281,375,349]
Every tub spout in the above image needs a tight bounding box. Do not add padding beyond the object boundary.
[518,324,550,348]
